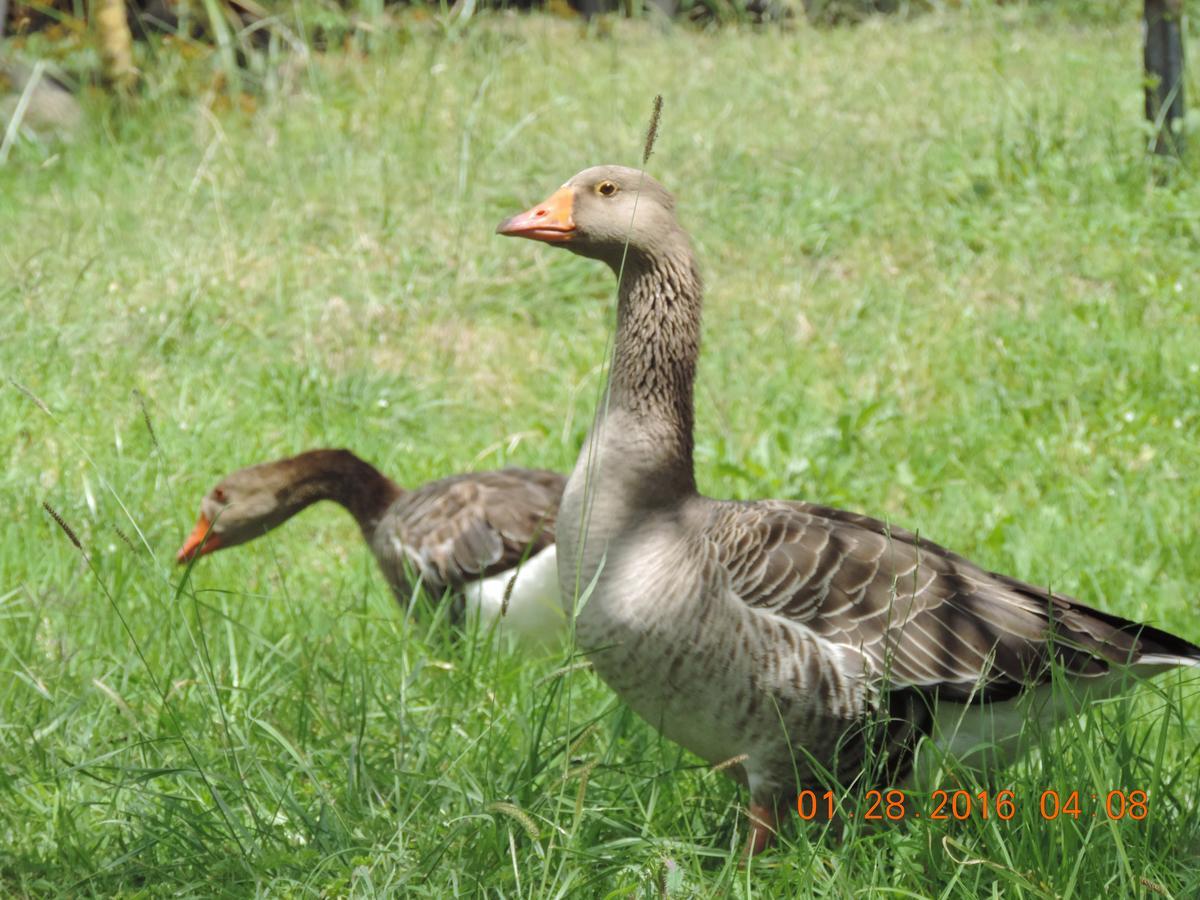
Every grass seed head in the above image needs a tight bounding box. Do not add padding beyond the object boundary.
[643,94,664,165]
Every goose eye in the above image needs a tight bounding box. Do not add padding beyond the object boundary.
[597,181,618,197]
[213,488,227,504]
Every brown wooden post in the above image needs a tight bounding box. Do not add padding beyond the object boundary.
[1144,0,1186,155]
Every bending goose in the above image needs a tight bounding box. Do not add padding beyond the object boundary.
[498,166,1200,854]
[177,449,566,648]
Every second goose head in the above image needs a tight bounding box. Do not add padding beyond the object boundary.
[176,449,397,563]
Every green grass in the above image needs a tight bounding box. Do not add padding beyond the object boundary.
[3,6,1200,896]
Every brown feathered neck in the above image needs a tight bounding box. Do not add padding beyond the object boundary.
[605,241,703,499]
[272,449,403,537]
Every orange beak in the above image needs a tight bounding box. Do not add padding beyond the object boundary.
[496,186,576,243]
[176,514,221,564]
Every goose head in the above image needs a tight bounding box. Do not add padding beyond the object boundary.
[176,450,399,565]
[176,461,304,563]
[497,165,684,270]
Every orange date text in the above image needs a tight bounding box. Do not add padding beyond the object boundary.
[796,789,1149,822]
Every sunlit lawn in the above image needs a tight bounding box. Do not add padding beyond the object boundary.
[3,7,1200,895]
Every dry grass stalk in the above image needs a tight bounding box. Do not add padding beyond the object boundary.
[43,502,83,553]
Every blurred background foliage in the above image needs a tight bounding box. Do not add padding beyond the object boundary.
[1,0,1181,62]
[3,0,1192,149]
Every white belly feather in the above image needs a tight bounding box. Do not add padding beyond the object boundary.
[461,544,565,651]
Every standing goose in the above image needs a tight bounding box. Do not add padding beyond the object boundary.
[177,449,566,648]
[498,166,1200,854]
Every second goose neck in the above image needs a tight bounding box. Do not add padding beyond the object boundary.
[283,450,403,538]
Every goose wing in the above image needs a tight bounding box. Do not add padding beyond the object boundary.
[393,468,565,594]
[709,499,1199,702]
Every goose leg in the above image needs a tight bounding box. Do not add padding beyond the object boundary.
[743,799,786,858]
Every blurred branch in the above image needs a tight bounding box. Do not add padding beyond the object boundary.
[0,58,43,164]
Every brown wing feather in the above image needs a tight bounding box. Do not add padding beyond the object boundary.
[391,468,564,595]
[709,499,1200,703]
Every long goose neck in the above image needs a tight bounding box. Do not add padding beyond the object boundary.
[603,246,702,496]
[280,450,403,538]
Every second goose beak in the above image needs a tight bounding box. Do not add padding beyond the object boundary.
[177,515,220,563]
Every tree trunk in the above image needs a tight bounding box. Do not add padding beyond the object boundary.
[95,0,137,91]
[1144,0,1186,155]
